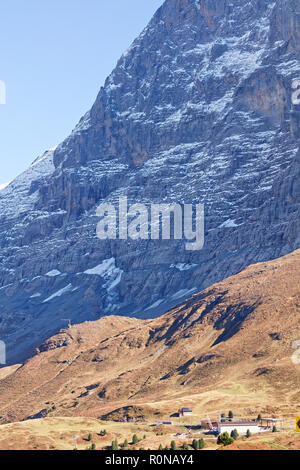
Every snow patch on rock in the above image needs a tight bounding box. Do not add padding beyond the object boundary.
[0,148,55,219]
[171,288,197,301]
[84,257,123,292]
[0,182,10,191]
[45,270,61,277]
[170,263,198,271]
[219,219,239,228]
[43,284,73,303]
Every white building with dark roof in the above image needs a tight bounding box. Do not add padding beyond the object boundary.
[217,421,261,436]
[178,407,193,417]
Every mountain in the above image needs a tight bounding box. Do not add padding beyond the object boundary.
[0,0,300,364]
[0,249,299,424]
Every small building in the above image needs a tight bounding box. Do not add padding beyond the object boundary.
[201,420,218,431]
[178,407,193,417]
[217,421,261,436]
[156,420,174,426]
[260,418,282,430]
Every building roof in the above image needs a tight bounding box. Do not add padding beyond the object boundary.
[156,421,173,425]
[219,421,258,427]
[260,418,281,422]
[179,407,193,412]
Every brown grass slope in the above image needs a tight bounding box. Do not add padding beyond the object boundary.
[0,249,299,424]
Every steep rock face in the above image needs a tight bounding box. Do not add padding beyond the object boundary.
[0,0,299,363]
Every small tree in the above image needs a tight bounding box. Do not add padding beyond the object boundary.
[230,429,239,440]
[123,439,128,448]
[228,410,234,419]
[171,440,176,450]
[132,434,139,445]
[198,438,205,449]
[182,443,189,450]
[257,414,262,422]
[90,443,96,450]
[272,426,278,433]
[221,413,226,422]
[143,434,147,439]
[217,432,234,446]
[246,429,252,438]
[158,444,163,450]
[192,439,197,450]
[112,438,119,450]
[87,433,92,442]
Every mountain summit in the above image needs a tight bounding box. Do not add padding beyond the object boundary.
[0,0,299,363]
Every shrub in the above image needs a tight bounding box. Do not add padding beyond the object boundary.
[217,432,234,446]
[90,443,96,450]
[132,434,139,445]
[228,411,234,419]
[246,430,252,438]
[87,433,92,442]
[158,444,163,450]
[198,438,205,449]
[112,438,119,450]
[171,440,177,450]
[272,426,278,433]
[230,429,239,440]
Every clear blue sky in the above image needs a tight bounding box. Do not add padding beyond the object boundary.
[0,0,163,184]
